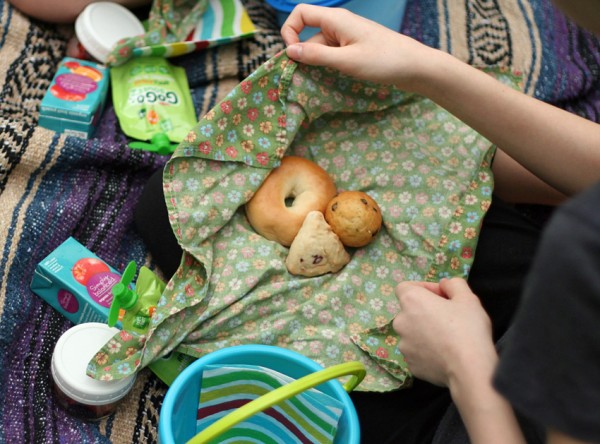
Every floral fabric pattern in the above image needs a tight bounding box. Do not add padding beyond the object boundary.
[106,0,208,66]
[88,51,521,392]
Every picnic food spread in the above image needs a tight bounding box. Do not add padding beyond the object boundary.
[85,51,503,392]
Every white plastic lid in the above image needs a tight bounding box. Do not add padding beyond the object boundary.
[51,323,136,406]
[75,2,145,63]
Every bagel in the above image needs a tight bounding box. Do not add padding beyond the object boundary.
[245,156,337,246]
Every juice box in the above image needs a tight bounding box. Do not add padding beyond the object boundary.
[31,237,121,325]
[39,57,109,139]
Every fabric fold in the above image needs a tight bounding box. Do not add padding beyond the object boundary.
[88,51,521,392]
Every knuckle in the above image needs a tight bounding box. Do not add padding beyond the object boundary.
[336,8,352,18]
[395,281,412,293]
[397,291,417,313]
[295,3,310,13]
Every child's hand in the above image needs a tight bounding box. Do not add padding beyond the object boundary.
[281,4,435,92]
[392,278,497,389]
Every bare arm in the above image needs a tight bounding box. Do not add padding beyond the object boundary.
[448,353,526,444]
[492,150,566,205]
[282,5,600,198]
[548,429,596,444]
[414,50,600,197]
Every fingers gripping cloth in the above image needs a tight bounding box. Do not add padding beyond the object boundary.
[88,51,523,392]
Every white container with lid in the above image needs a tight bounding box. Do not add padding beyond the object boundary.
[75,2,145,64]
[51,322,136,420]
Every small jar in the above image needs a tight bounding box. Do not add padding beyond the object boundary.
[51,323,136,421]
[75,2,145,64]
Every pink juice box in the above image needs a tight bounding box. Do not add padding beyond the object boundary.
[39,57,109,139]
[31,237,196,385]
[30,237,123,325]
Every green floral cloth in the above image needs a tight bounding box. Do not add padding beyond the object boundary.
[88,51,521,392]
[106,0,208,66]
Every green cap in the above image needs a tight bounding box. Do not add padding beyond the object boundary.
[108,261,138,327]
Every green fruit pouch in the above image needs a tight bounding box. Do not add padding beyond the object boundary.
[111,56,196,143]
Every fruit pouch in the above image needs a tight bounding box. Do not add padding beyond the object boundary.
[111,56,197,143]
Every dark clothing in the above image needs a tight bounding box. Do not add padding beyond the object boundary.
[135,167,551,444]
[134,167,183,279]
[494,182,600,442]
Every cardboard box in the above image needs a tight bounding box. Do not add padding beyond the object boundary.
[39,58,109,139]
[31,237,121,325]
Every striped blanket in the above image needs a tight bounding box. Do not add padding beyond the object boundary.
[0,0,597,442]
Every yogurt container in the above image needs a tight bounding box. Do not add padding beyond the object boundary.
[75,2,145,63]
[51,323,136,421]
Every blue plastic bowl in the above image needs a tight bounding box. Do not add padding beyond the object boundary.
[158,345,361,443]
[266,0,408,39]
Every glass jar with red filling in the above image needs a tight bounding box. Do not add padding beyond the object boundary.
[51,323,136,421]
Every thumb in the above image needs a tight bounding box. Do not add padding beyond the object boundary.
[286,43,347,70]
[439,277,474,300]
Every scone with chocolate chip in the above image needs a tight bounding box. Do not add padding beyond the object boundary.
[285,211,350,277]
[325,191,382,247]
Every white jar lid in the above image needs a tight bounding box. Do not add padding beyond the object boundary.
[75,2,145,63]
[51,323,136,406]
